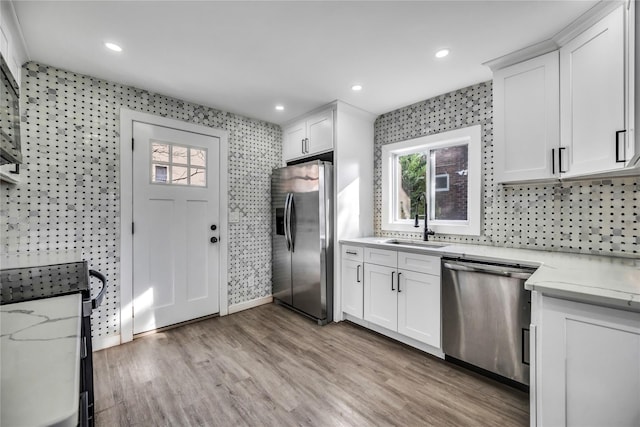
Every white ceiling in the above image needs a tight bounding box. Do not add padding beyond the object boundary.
[14,0,598,125]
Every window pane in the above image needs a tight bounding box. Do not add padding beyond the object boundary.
[431,145,468,220]
[190,148,206,167]
[190,168,206,187]
[397,152,427,220]
[172,145,188,165]
[152,164,168,183]
[152,143,169,162]
[172,166,189,185]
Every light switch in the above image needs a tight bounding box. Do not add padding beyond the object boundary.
[229,210,240,223]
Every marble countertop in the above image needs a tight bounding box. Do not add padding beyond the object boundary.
[1,294,82,427]
[340,237,640,312]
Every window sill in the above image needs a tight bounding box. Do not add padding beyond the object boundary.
[382,221,480,237]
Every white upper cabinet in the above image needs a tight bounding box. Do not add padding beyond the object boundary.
[282,108,334,162]
[560,4,626,178]
[490,2,636,183]
[494,51,560,182]
[282,121,305,163]
[305,109,334,155]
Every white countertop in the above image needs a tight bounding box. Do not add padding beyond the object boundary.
[340,237,640,312]
[1,294,82,427]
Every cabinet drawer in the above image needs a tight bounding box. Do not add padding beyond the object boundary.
[364,247,397,268]
[342,245,364,262]
[397,251,440,276]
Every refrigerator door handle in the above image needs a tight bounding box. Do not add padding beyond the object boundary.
[284,193,291,251]
[288,194,295,252]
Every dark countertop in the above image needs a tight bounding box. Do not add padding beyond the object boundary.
[0,261,89,305]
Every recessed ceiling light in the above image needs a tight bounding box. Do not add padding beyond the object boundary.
[351,84,363,91]
[275,105,284,111]
[104,42,122,52]
[435,49,450,58]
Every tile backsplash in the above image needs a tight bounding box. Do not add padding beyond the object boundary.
[0,62,281,340]
[374,81,639,257]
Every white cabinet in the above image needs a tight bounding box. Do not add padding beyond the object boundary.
[560,4,627,177]
[282,109,334,162]
[363,263,398,331]
[362,247,441,348]
[282,121,305,163]
[341,245,364,319]
[532,294,640,426]
[493,51,560,182]
[397,269,440,346]
[491,2,636,182]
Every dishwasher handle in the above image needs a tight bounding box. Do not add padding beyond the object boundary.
[443,261,533,280]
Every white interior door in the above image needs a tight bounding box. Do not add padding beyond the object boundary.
[132,121,220,334]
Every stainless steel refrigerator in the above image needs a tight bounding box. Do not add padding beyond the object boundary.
[271,161,333,325]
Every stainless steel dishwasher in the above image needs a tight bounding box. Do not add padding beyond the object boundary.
[441,258,535,386]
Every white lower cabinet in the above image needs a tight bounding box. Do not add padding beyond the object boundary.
[363,263,398,331]
[362,247,441,349]
[341,245,364,319]
[341,259,363,318]
[532,294,640,426]
[397,269,440,347]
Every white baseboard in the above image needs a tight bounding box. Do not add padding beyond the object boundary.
[92,334,121,352]
[343,313,445,359]
[228,295,273,314]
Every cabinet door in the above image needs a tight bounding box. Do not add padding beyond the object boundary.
[363,263,397,331]
[282,121,306,162]
[494,51,559,183]
[342,259,363,318]
[560,5,626,177]
[306,109,334,155]
[538,296,640,426]
[397,270,441,348]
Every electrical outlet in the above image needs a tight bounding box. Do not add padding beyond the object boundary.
[229,210,240,223]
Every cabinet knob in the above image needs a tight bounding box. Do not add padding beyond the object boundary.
[210,237,218,244]
[210,224,217,231]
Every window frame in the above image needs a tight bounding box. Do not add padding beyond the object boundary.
[381,125,481,236]
[149,139,208,187]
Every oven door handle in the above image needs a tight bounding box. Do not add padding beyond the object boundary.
[89,269,108,310]
[443,262,533,280]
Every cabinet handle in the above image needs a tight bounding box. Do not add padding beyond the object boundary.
[397,272,402,292]
[305,138,309,153]
[346,250,358,255]
[301,139,305,154]
[356,264,361,283]
[391,271,395,291]
[558,147,567,173]
[551,148,555,175]
[616,130,627,163]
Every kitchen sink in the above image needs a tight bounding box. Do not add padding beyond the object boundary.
[383,239,448,249]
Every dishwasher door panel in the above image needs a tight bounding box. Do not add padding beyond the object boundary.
[442,263,531,385]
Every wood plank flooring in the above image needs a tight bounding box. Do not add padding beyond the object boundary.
[94,304,528,426]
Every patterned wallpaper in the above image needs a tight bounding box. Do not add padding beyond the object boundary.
[374,81,639,257]
[0,62,282,339]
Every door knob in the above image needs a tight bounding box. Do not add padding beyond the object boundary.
[210,237,218,243]
[210,225,217,231]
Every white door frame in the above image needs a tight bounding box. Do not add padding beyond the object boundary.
[119,108,229,344]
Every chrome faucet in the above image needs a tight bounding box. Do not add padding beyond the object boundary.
[414,193,435,241]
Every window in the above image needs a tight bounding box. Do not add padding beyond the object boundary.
[381,125,481,236]
[151,141,207,187]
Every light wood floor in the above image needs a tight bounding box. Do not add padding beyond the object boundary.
[94,304,528,426]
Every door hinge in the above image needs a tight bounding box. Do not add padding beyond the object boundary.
[132,222,134,234]
[131,138,134,150]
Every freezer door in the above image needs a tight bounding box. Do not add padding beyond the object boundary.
[271,168,292,305]
[289,162,327,320]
